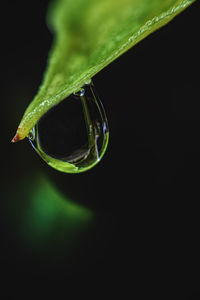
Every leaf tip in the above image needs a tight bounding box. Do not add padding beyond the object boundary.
[11,132,22,143]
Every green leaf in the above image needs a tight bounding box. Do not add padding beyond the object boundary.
[13,0,195,141]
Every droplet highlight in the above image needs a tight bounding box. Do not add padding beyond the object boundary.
[27,81,109,173]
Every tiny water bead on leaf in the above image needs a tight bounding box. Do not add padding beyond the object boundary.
[27,82,109,174]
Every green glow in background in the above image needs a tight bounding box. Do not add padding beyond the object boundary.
[8,174,94,262]
[23,176,93,245]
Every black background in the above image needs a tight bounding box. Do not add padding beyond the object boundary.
[1,1,200,283]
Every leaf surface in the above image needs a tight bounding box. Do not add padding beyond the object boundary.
[14,0,195,141]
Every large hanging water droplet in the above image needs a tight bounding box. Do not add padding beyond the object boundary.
[27,81,109,173]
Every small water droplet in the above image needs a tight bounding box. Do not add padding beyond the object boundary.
[74,88,85,97]
[27,127,35,141]
[27,81,109,173]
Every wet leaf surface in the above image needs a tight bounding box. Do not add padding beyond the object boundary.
[14,0,195,140]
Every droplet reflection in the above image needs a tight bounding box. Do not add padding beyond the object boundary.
[27,81,109,173]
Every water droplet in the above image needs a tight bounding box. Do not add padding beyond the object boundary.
[27,81,109,173]
[27,127,35,141]
[74,88,85,97]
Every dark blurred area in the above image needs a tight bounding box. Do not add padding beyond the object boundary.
[1,1,200,282]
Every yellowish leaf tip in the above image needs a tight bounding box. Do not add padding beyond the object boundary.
[11,131,23,143]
